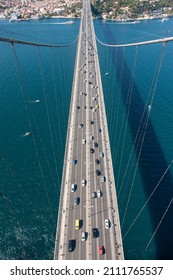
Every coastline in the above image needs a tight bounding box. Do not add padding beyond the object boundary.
[1,14,173,22]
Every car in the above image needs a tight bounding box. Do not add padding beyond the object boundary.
[75,219,80,230]
[84,105,87,110]
[98,128,101,133]
[90,148,94,154]
[95,159,100,165]
[96,170,101,176]
[82,139,86,145]
[100,152,104,158]
[68,240,75,252]
[82,179,86,187]
[91,191,97,198]
[72,159,77,165]
[99,246,104,255]
[90,106,93,110]
[77,105,80,110]
[101,176,106,183]
[94,142,98,148]
[81,232,86,241]
[74,197,79,205]
[79,123,83,128]
[90,120,94,124]
[97,190,102,198]
[80,92,83,96]
[92,228,98,238]
[90,135,94,140]
[71,184,77,192]
[105,219,110,229]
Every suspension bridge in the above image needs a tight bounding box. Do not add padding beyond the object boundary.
[0,0,173,260]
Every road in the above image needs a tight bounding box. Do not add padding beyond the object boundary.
[54,0,124,260]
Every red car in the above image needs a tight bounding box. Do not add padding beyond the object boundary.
[99,246,104,255]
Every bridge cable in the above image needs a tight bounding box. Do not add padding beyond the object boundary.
[117,47,164,201]
[109,47,118,136]
[95,35,173,48]
[145,197,173,251]
[112,47,126,157]
[11,42,56,227]
[116,46,139,189]
[0,35,79,48]
[123,159,173,240]
[50,48,64,161]
[121,43,166,228]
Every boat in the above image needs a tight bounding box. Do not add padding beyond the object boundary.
[33,99,40,103]
[161,17,169,22]
[9,18,18,22]
[148,105,151,112]
[23,132,31,137]
[105,72,109,76]
[9,13,18,22]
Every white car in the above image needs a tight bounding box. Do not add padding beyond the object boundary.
[81,232,86,241]
[82,179,86,187]
[100,152,104,158]
[97,190,102,198]
[71,184,76,193]
[90,135,94,140]
[105,219,110,229]
[82,139,86,144]
[101,176,105,183]
[79,124,83,128]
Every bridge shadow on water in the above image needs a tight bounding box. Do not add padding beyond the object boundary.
[100,26,173,259]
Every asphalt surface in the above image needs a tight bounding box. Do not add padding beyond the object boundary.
[54,0,124,260]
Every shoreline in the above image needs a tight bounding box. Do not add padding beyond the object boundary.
[0,14,173,22]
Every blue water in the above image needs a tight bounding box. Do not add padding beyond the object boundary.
[0,17,173,259]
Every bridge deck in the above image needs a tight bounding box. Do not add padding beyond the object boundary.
[54,0,124,260]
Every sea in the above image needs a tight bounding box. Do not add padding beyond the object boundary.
[0,16,173,260]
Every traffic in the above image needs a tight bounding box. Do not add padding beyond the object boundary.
[54,0,124,260]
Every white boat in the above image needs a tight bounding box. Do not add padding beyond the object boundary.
[148,105,151,112]
[23,132,31,137]
[9,18,18,22]
[105,72,109,76]
[33,99,40,103]
[162,17,169,22]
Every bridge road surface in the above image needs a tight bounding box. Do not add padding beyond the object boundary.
[54,0,124,260]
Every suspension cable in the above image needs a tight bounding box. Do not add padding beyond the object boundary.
[116,46,139,188]
[145,197,173,251]
[12,43,56,226]
[118,48,164,200]
[0,35,78,48]
[123,159,173,240]
[96,35,173,48]
[121,43,166,228]
[112,47,126,155]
